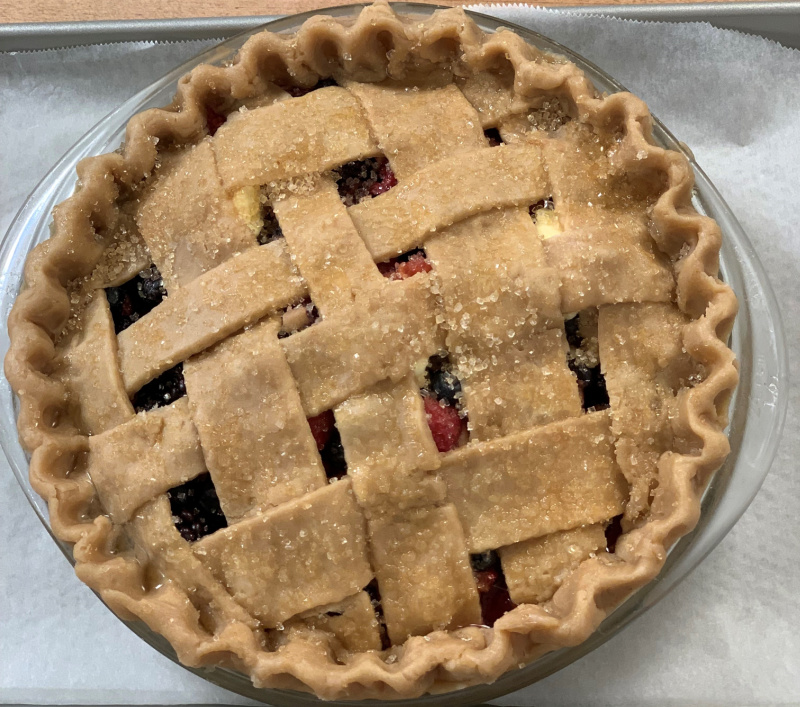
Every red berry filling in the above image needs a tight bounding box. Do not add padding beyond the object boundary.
[470,551,517,626]
[378,249,432,281]
[308,410,334,451]
[205,106,227,136]
[307,410,347,479]
[423,395,464,453]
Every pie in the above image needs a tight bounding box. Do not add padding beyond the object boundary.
[5,3,739,700]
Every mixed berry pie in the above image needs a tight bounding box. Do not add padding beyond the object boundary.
[5,3,739,700]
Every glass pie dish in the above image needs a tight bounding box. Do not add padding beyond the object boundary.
[0,4,788,705]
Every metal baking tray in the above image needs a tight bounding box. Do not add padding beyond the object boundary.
[1,1,799,52]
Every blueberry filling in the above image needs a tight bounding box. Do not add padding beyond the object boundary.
[319,426,348,480]
[258,205,284,245]
[470,551,516,626]
[335,156,397,207]
[168,473,227,543]
[132,363,186,413]
[484,128,503,146]
[605,514,624,553]
[425,354,462,407]
[105,265,166,334]
[565,314,610,411]
[282,77,338,98]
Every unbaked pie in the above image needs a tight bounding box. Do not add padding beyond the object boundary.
[5,3,739,700]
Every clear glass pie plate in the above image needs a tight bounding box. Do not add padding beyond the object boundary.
[0,4,789,705]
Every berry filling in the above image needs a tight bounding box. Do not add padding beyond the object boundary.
[605,514,624,553]
[307,410,334,451]
[565,313,609,411]
[335,156,397,207]
[105,265,166,334]
[308,410,347,479]
[132,363,186,413]
[258,205,284,245]
[377,248,432,281]
[470,552,517,626]
[365,580,391,650]
[168,472,227,542]
[205,106,227,136]
[484,128,503,146]
[421,354,467,452]
[423,396,464,453]
[282,77,338,98]
[278,298,319,339]
[529,197,555,222]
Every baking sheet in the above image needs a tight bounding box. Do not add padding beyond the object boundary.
[1,1,799,51]
[1,5,799,706]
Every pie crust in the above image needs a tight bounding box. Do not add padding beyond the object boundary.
[5,3,739,700]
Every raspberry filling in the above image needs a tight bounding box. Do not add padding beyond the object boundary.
[168,473,227,542]
[307,410,334,451]
[335,156,397,207]
[205,106,227,136]
[105,265,166,334]
[470,551,517,626]
[423,396,463,453]
[378,249,432,281]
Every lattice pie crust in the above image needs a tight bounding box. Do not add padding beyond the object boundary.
[5,3,738,700]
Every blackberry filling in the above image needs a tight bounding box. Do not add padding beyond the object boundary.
[307,410,348,479]
[132,363,186,413]
[470,552,516,626]
[283,77,338,98]
[168,473,227,543]
[365,579,391,650]
[377,248,432,281]
[105,265,166,334]
[484,127,503,146]
[571,362,609,410]
[605,514,624,553]
[258,205,284,245]
[335,156,397,207]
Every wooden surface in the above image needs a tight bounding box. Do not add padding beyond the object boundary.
[0,0,741,24]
